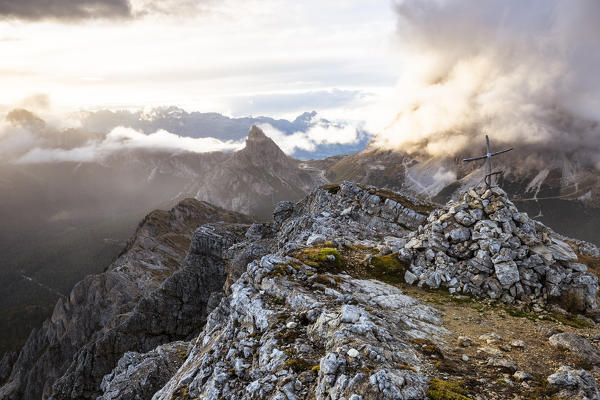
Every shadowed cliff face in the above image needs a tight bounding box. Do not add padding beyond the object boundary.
[0,199,252,400]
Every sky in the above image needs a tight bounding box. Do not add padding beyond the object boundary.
[1,0,599,167]
[0,0,400,123]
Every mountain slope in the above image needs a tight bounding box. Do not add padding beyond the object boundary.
[189,126,326,217]
[3,181,598,399]
[0,199,252,400]
[0,125,325,358]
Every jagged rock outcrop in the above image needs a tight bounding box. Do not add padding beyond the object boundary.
[97,341,190,400]
[401,185,599,312]
[275,182,433,249]
[152,182,443,399]
[549,333,600,366]
[49,223,249,400]
[547,366,600,400]
[0,200,252,400]
[0,353,16,386]
[153,255,445,400]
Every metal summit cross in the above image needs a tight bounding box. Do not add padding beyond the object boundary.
[463,135,513,187]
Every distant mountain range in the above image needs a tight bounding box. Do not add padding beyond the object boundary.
[78,107,372,160]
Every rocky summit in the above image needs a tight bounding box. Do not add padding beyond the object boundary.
[402,185,599,313]
[2,181,600,400]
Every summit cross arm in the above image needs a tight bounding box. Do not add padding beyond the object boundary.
[463,135,513,187]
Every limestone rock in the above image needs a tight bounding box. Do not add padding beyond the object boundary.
[98,341,189,400]
[0,200,252,400]
[513,371,532,382]
[549,333,600,366]
[2,181,599,400]
[547,365,600,400]
[486,357,517,373]
[0,352,16,386]
[401,185,599,311]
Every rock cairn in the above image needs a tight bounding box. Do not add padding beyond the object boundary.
[401,185,598,312]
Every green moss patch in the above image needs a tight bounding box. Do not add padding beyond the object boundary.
[505,308,537,321]
[545,311,593,329]
[283,358,312,373]
[427,378,472,400]
[369,254,407,284]
[293,247,343,272]
[525,378,560,400]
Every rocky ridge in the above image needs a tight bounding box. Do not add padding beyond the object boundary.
[119,182,600,399]
[402,185,598,313]
[0,200,252,400]
[2,181,600,399]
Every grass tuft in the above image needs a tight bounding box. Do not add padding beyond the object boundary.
[427,378,472,400]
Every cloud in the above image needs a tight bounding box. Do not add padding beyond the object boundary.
[19,93,51,110]
[0,0,217,21]
[228,89,370,118]
[11,126,244,163]
[258,120,366,154]
[0,106,373,164]
[0,0,131,21]
[372,0,600,168]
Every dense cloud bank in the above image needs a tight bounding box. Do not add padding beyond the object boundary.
[374,0,600,169]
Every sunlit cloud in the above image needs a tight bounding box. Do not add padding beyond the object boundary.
[258,120,367,154]
[0,0,398,118]
[372,0,600,169]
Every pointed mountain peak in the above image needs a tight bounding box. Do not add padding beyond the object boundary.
[246,125,270,142]
[238,125,293,167]
[244,126,282,154]
[293,111,317,124]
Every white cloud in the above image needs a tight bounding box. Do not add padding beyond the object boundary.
[0,0,397,117]
[14,126,244,163]
[370,0,600,168]
[257,120,365,154]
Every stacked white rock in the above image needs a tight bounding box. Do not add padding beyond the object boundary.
[400,185,599,312]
